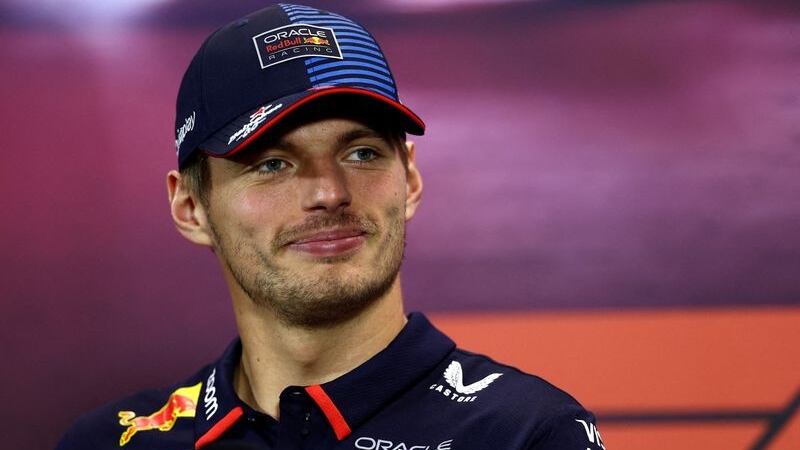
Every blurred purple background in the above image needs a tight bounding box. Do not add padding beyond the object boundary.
[1,0,798,448]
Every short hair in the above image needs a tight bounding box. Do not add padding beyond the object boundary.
[178,101,409,207]
[179,150,210,207]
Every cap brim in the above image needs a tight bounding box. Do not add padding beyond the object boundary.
[199,86,425,158]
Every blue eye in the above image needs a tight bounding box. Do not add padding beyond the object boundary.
[346,148,378,163]
[257,159,288,174]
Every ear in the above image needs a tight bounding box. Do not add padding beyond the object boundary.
[403,141,423,221]
[166,170,214,247]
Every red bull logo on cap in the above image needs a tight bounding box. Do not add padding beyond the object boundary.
[252,23,342,69]
[303,36,330,45]
[117,383,202,446]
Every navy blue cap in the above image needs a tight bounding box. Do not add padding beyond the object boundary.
[174,3,425,169]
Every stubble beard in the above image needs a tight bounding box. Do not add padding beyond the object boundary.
[208,207,406,328]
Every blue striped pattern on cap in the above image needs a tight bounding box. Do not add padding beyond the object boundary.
[280,3,399,100]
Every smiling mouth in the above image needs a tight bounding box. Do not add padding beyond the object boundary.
[287,229,367,257]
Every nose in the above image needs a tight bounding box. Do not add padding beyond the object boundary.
[300,159,352,213]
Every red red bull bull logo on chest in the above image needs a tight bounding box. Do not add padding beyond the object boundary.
[117,383,202,446]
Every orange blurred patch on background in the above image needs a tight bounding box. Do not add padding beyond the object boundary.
[430,307,800,450]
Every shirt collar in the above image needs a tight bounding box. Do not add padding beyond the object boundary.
[310,313,455,439]
[193,312,455,447]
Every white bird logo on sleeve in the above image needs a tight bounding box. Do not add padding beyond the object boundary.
[443,361,503,394]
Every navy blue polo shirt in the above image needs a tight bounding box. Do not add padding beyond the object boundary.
[57,313,605,450]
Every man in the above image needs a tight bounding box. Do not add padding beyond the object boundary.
[58,4,605,450]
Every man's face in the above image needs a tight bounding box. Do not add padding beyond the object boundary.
[198,104,422,328]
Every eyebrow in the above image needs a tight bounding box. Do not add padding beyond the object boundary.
[336,128,385,146]
[266,127,386,153]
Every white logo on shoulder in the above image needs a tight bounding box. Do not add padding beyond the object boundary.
[575,419,605,450]
[175,111,196,153]
[204,368,219,420]
[227,103,283,145]
[429,361,502,403]
[444,361,503,394]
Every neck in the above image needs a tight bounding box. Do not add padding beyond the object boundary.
[230,278,407,418]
